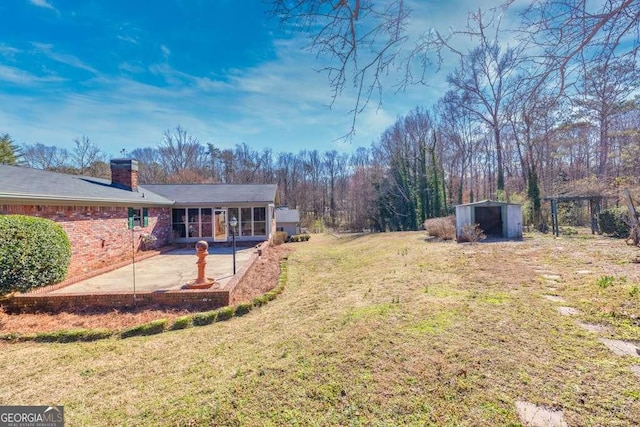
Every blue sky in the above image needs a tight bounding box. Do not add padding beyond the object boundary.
[0,0,503,158]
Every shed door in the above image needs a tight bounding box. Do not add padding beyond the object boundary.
[475,206,503,236]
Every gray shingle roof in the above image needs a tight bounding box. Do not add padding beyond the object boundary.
[143,184,277,205]
[276,209,300,223]
[0,165,173,206]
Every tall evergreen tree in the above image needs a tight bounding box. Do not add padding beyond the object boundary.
[0,133,21,165]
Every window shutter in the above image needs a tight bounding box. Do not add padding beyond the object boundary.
[128,207,134,229]
[143,208,149,227]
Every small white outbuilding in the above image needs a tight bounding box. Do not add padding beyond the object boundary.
[275,208,301,236]
[455,200,523,241]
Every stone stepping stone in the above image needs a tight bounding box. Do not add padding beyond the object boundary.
[543,295,566,303]
[599,339,640,357]
[516,401,568,427]
[631,366,640,379]
[557,306,580,316]
[541,274,562,281]
[576,322,611,334]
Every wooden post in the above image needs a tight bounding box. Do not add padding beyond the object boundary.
[551,199,559,237]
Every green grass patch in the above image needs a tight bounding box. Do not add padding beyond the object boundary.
[597,275,616,288]
[345,303,394,323]
[2,231,640,425]
[408,310,458,335]
[470,291,511,305]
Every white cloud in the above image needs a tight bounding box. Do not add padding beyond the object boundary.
[0,64,65,85]
[28,0,56,11]
[148,63,230,92]
[31,42,98,74]
[160,45,171,59]
[0,44,21,58]
[117,34,139,45]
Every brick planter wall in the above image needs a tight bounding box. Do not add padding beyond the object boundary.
[1,241,270,313]
[5,289,229,313]
[1,204,172,281]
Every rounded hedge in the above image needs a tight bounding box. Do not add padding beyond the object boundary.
[0,215,71,295]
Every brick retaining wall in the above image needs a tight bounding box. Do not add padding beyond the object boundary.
[2,241,272,313]
[5,289,229,313]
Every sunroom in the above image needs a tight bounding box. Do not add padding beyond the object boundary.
[144,184,278,244]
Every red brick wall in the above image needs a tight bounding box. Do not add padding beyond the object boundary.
[0,205,172,281]
[6,289,229,312]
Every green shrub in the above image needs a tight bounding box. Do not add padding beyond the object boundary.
[33,328,113,343]
[253,295,268,307]
[235,302,252,317]
[120,319,168,338]
[598,208,630,238]
[169,315,193,330]
[264,290,278,301]
[216,306,235,321]
[0,215,71,295]
[288,234,311,243]
[273,231,288,245]
[192,311,217,326]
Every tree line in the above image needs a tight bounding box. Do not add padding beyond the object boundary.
[2,0,638,232]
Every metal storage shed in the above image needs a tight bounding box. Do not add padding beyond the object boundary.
[455,200,523,241]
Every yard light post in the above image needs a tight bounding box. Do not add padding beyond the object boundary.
[229,216,238,275]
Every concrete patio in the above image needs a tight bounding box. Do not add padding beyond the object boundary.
[49,246,256,294]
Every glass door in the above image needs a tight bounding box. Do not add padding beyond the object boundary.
[214,209,228,242]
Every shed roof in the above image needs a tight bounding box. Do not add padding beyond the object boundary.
[0,165,173,206]
[276,208,300,223]
[456,199,521,208]
[144,184,278,205]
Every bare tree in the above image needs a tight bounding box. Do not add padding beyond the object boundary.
[272,0,638,135]
[71,136,105,175]
[130,147,167,183]
[446,39,521,194]
[271,0,410,138]
[436,92,482,204]
[158,126,207,175]
[519,0,639,96]
[21,143,70,170]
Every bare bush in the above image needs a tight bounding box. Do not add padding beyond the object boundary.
[424,216,456,240]
[459,223,486,244]
[273,231,288,246]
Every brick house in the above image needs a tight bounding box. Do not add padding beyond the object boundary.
[0,159,277,282]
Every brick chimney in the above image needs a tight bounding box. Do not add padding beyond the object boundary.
[110,159,139,191]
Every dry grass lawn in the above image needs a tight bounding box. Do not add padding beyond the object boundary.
[1,230,639,426]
